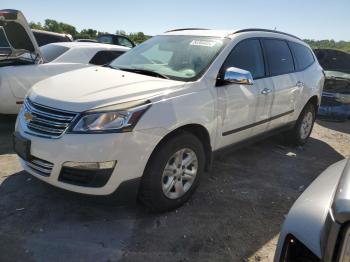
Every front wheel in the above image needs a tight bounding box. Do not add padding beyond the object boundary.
[287,103,316,146]
[139,132,205,212]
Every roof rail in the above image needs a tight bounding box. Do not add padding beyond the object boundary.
[165,28,209,33]
[233,28,301,40]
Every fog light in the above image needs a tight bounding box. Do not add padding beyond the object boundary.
[63,161,116,170]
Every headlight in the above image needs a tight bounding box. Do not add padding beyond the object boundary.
[70,100,151,133]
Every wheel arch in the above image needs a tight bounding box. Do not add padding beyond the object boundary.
[146,124,213,172]
[307,95,320,114]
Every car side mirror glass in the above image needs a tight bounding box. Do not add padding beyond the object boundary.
[218,67,254,86]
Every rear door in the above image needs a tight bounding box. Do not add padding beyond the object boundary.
[262,39,298,129]
[288,41,317,108]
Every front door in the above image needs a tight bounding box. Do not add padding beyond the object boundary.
[216,38,273,148]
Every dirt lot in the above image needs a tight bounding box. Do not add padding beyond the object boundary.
[0,116,349,262]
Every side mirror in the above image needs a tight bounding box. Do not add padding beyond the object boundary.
[219,67,254,86]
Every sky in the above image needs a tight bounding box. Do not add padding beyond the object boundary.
[2,0,350,41]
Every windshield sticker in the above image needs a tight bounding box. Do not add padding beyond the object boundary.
[190,40,217,47]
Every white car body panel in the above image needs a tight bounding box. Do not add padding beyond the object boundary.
[0,42,129,114]
[274,159,348,260]
[15,29,324,196]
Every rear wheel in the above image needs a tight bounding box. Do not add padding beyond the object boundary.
[287,103,316,146]
[139,132,205,212]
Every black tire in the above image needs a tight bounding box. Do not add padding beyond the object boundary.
[139,132,205,212]
[287,103,316,146]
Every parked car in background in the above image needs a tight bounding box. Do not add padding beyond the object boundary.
[0,9,129,114]
[97,33,135,48]
[75,39,98,43]
[274,158,350,261]
[14,28,324,212]
[32,29,73,46]
[314,49,350,121]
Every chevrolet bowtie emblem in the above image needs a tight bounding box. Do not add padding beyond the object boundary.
[24,111,33,122]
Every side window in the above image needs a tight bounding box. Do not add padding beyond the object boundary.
[222,39,265,79]
[0,27,10,47]
[289,42,315,71]
[117,37,134,48]
[89,50,125,65]
[98,36,113,44]
[40,45,70,62]
[0,28,11,56]
[263,39,294,76]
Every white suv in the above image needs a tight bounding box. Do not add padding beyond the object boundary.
[14,28,324,212]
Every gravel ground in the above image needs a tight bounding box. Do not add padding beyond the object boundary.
[0,115,349,262]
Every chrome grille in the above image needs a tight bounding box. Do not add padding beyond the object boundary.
[25,157,54,177]
[23,99,78,138]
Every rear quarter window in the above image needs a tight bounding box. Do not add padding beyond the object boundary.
[97,36,113,44]
[89,50,125,65]
[263,39,295,76]
[289,42,315,71]
[116,37,134,48]
[40,44,70,62]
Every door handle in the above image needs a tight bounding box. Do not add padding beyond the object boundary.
[296,81,304,88]
[261,88,272,95]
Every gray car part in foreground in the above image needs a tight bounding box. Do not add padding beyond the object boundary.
[274,158,350,261]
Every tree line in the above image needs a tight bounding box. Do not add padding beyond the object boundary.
[29,19,151,44]
[304,39,350,53]
[29,19,350,52]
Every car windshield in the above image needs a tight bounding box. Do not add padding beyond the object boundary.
[40,44,70,62]
[110,35,227,81]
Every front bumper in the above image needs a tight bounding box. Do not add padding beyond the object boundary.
[318,93,350,121]
[15,121,166,196]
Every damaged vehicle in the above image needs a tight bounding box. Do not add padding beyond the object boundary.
[274,158,350,261]
[315,49,350,121]
[0,9,129,114]
[14,28,323,212]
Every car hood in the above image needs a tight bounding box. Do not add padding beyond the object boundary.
[314,49,350,75]
[322,71,350,95]
[325,71,350,80]
[29,66,186,112]
[0,9,41,60]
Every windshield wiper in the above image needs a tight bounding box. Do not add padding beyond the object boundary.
[117,67,170,79]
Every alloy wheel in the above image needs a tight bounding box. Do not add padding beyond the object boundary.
[161,148,198,199]
[300,111,314,139]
